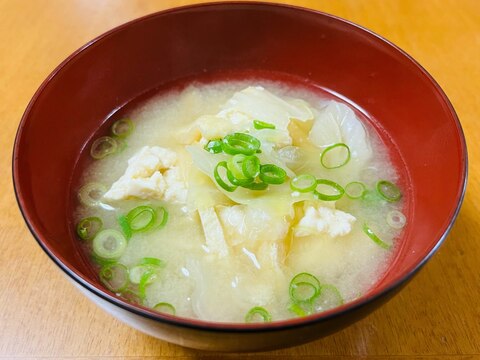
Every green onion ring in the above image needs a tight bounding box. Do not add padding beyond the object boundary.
[76,216,103,240]
[320,143,351,169]
[242,155,261,178]
[99,263,129,292]
[253,119,276,130]
[78,182,107,207]
[313,179,345,201]
[126,206,156,232]
[93,229,127,260]
[245,306,272,323]
[259,164,287,185]
[111,118,134,138]
[345,181,367,199]
[289,272,321,303]
[290,174,317,193]
[204,139,223,154]
[386,210,406,229]
[318,284,344,306]
[141,257,165,267]
[222,133,261,155]
[117,215,132,240]
[241,180,269,191]
[227,154,248,179]
[121,289,143,305]
[90,136,118,159]
[226,168,254,186]
[214,161,238,192]
[154,302,176,315]
[376,180,402,202]
[288,302,311,317]
[363,223,391,250]
[138,269,157,300]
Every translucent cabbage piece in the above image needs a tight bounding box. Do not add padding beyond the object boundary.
[306,101,373,181]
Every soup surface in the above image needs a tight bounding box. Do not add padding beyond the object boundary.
[73,80,406,323]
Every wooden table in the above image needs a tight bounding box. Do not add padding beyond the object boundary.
[1,1,478,358]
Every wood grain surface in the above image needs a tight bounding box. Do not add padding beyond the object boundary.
[1,0,479,358]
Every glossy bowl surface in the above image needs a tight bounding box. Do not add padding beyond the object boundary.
[13,2,466,352]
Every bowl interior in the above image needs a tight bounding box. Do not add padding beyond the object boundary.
[14,3,465,327]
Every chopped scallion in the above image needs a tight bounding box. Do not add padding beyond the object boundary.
[204,139,223,154]
[386,210,406,229]
[245,306,272,323]
[320,143,351,169]
[242,155,260,179]
[117,215,132,240]
[154,302,176,315]
[92,229,127,260]
[253,119,276,130]
[214,161,237,192]
[290,174,316,193]
[363,223,391,250]
[313,179,345,201]
[241,180,269,191]
[227,154,248,180]
[222,133,261,155]
[78,182,107,207]
[376,180,402,202]
[111,118,134,138]
[99,263,129,292]
[90,136,118,159]
[259,164,287,185]
[126,206,156,232]
[76,216,103,240]
[289,272,321,303]
[345,181,367,199]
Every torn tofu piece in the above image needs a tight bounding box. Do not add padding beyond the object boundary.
[198,208,229,258]
[295,206,356,238]
[103,146,187,203]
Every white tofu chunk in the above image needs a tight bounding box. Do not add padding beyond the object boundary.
[295,206,356,238]
[103,146,187,203]
[198,208,229,258]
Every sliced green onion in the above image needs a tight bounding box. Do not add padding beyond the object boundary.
[242,155,260,178]
[245,306,272,323]
[222,133,261,155]
[99,263,129,292]
[129,257,164,284]
[78,182,107,207]
[121,289,143,305]
[363,223,391,250]
[289,272,321,303]
[314,179,345,201]
[290,174,316,193]
[204,139,223,154]
[76,216,103,240]
[345,181,367,199]
[315,284,344,311]
[259,164,287,185]
[154,302,176,315]
[214,161,237,192]
[126,206,156,232]
[320,143,351,169]
[226,169,254,186]
[386,210,406,229]
[376,180,402,202]
[253,119,276,130]
[141,257,165,267]
[138,269,157,300]
[111,118,134,138]
[115,137,128,153]
[91,253,117,267]
[288,302,311,317]
[118,215,132,240]
[241,180,269,191]
[90,136,118,159]
[152,207,169,230]
[92,229,127,260]
[227,154,248,179]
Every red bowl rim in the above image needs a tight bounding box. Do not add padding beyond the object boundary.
[12,1,468,332]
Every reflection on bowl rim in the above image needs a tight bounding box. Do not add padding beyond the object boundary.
[12,1,468,332]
